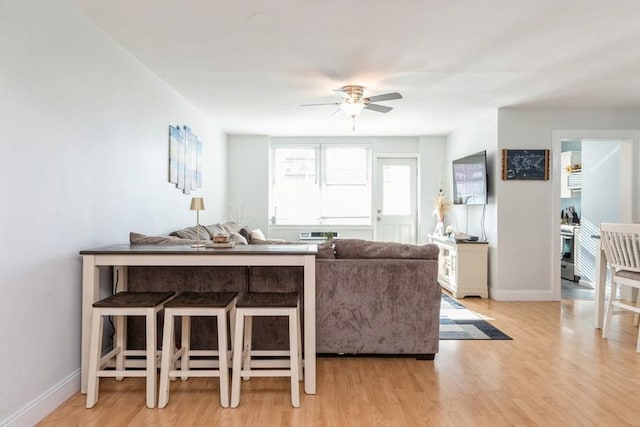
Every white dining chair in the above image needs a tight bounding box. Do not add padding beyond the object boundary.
[600,223,640,352]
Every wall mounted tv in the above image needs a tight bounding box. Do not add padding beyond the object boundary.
[452,150,488,205]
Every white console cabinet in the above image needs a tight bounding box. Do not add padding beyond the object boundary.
[428,235,489,298]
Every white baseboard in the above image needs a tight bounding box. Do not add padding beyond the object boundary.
[490,288,556,301]
[0,369,80,427]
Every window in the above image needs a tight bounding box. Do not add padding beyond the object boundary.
[271,143,371,225]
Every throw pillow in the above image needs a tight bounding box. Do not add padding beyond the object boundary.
[316,240,336,259]
[229,232,248,245]
[239,227,252,244]
[250,229,266,241]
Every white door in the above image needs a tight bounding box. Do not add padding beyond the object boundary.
[374,157,417,243]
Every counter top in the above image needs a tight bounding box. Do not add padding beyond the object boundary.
[80,244,318,256]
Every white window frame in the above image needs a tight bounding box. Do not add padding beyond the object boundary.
[270,142,372,226]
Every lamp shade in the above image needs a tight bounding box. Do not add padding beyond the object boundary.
[190,197,205,211]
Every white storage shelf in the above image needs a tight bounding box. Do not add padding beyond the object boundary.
[428,235,489,298]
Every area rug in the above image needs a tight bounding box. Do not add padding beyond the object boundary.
[440,294,512,340]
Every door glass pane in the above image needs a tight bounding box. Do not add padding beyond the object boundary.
[382,165,410,215]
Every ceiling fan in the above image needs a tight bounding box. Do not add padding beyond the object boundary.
[302,85,403,130]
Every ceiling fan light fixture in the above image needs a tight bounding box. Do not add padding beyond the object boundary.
[340,101,365,117]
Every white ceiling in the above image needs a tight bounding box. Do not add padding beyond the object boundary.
[70,0,640,136]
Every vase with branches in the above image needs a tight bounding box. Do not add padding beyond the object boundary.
[432,193,451,236]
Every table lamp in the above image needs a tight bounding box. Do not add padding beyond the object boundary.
[190,197,205,248]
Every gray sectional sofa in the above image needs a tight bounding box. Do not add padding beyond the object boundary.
[126,225,441,358]
[315,239,441,356]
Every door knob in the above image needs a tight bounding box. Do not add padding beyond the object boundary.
[377,217,381,221]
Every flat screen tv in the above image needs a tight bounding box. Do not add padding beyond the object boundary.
[452,150,488,205]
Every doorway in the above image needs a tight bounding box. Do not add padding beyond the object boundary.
[373,157,418,243]
[552,131,636,300]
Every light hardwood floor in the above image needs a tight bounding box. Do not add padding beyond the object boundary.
[39,297,640,426]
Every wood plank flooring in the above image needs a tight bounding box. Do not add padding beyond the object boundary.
[38,297,640,426]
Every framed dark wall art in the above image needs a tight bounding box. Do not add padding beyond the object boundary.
[501,149,550,181]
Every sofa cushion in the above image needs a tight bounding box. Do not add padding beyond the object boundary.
[170,225,211,240]
[221,221,242,234]
[205,223,226,237]
[333,239,439,260]
[130,232,201,246]
[205,222,246,241]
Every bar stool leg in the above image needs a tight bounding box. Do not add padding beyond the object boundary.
[115,315,125,381]
[217,311,230,407]
[242,316,252,381]
[296,305,303,381]
[288,307,300,408]
[86,309,104,409]
[181,315,191,380]
[158,310,175,409]
[230,308,245,408]
[145,308,157,408]
[228,304,236,358]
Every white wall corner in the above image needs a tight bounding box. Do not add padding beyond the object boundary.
[1,370,80,427]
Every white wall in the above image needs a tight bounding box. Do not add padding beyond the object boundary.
[225,135,447,242]
[226,135,270,233]
[578,140,624,286]
[418,136,447,244]
[445,111,498,292]
[0,1,226,424]
[497,109,640,301]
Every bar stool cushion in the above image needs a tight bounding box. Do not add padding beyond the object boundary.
[236,292,299,308]
[93,291,175,308]
[165,291,237,308]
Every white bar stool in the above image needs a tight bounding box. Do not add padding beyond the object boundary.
[230,291,302,408]
[158,291,237,408]
[86,291,175,409]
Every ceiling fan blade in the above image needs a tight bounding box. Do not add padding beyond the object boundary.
[301,102,341,107]
[364,103,393,113]
[330,109,342,117]
[364,92,403,103]
[332,89,350,99]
